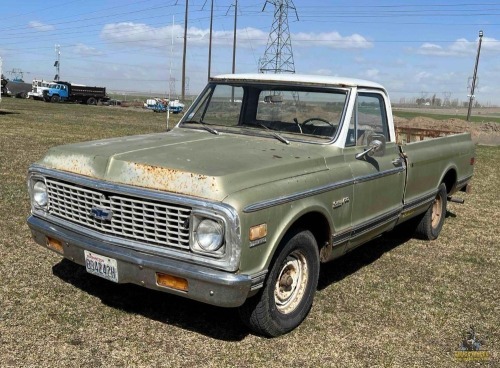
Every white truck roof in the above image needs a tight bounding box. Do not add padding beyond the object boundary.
[211,73,386,92]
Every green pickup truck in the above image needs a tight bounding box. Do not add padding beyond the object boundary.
[27,74,475,336]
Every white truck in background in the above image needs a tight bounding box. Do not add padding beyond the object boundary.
[28,79,52,100]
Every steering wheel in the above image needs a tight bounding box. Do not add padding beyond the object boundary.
[302,117,334,127]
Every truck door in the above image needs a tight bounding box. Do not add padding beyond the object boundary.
[343,91,406,250]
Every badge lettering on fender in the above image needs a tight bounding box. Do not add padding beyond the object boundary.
[332,197,350,209]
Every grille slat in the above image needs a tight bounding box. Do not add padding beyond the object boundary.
[46,178,191,250]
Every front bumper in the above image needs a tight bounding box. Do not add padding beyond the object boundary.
[27,215,255,308]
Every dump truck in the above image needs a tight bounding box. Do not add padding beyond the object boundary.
[27,74,474,337]
[43,81,109,105]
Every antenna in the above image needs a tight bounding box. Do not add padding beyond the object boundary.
[260,0,299,74]
[54,44,61,81]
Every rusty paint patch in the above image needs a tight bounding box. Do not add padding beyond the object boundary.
[115,162,222,200]
[40,154,98,177]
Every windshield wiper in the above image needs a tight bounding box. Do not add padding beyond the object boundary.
[183,120,219,135]
[258,123,290,145]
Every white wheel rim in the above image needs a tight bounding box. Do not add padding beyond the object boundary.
[274,251,309,314]
[432,195,443,228]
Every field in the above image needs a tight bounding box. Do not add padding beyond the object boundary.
[1,98,498,367]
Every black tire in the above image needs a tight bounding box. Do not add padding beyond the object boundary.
[238,229,319,337]
[415,183,447,240]
[87,97,97,105]
[51,95,60,103]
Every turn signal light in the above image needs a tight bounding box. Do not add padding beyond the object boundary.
[46,237,64,254]
[249,223,267,241]
[156,273,188,292]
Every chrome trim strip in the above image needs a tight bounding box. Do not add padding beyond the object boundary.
[353,166,405,184]
[244,177,354,213]
[332,207,402,245]
[250,270,268,291]
[351,207,401,237]
[332,229,351,246]
[402,191,437,213]
[243,166,406,213]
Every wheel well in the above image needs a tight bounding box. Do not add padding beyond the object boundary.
[286,212,330,251]
[442,169,457,194]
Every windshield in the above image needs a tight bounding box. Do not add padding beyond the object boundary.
[180,82,348,142]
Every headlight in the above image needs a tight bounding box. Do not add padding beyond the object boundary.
[33,181,48,207]
[194,218,224,252]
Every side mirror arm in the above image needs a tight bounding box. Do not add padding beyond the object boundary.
[355,139,383,160]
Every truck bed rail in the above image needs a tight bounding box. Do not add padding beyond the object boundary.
[395,126,462,144]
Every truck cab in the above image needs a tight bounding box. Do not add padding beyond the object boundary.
[28,79,52,100]
[43,83,68,103]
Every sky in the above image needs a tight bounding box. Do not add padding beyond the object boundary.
[1,0,499,105]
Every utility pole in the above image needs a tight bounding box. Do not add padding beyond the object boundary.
[202,0,214,81]
[232,0,237,76]
[181,0,188,102]
[467,30,483,121]
[226,0,238,102]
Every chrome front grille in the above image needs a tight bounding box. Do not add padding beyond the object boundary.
[45,178,191,250]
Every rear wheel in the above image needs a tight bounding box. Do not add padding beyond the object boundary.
[415,183,447,240]
[87,97,97,105]
[238,229,319,337]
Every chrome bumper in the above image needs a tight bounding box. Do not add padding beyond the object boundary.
[27,215,255,308]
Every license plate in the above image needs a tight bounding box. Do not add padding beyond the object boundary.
[84,250,118,283]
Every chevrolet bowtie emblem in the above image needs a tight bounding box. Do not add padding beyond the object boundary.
[90,207,113,220]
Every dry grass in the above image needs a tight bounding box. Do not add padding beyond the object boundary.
[0,98,498,367]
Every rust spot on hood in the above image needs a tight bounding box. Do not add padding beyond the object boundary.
[40,154,98,177]
[116,162,221,200]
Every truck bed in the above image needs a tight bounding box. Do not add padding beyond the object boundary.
[395,126,462,144]
[400,132,475,207]
[69,85,106,97]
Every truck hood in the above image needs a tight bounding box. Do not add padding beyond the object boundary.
[39,128,328,201]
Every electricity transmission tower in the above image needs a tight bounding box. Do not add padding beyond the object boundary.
[443,92,451,107]
[7,68,30,82]
[169,77,177,98]
[259,0,298,74]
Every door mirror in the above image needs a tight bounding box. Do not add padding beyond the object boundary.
[367,134,386,157]
[355,134,386,160]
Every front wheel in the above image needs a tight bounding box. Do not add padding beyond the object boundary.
[415,183,447,240]
[238,230,319,337]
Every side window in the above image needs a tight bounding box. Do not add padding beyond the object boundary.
[356,93,389,146]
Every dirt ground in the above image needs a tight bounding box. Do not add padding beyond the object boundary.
[393,116,500,146]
